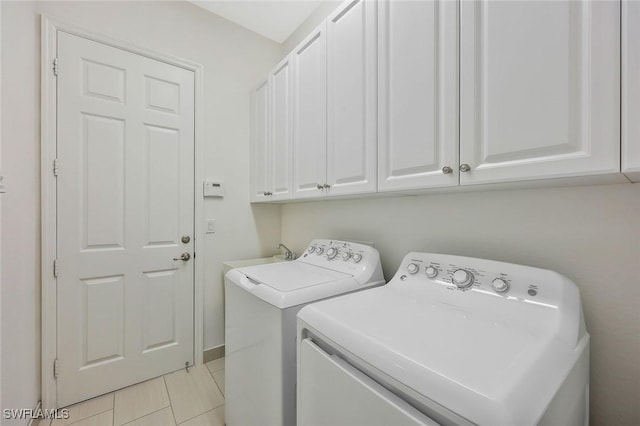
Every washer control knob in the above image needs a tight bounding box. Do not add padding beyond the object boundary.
[326,247,338,259]
[425,266,438,278]
[308,245,316,253]
[491,278,509,293]
[315,247,324,255]
[407,263,419,274]
[352,253,363,263]
[341,252,352,261]
[452,269,474,288]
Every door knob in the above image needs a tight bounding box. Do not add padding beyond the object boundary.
[459,164,471,172]
[442,166,453,174]
[173,253,191,261]
[317,184,323,190]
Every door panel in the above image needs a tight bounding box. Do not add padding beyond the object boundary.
[326,0,377,195]
[292,23,328,199]
[378,0,458,191]
[270,57,293,200]
[460,0,619,184]
[250,80,271,201]
[57,31,195,407]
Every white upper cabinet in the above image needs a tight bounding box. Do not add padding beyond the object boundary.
[292,23,328,199]
[460,0,620,185]
[378,0,459,192]
[269,55,294,200]
[623,0,640,182]
[326,0,377,196]
[250,79,270,202]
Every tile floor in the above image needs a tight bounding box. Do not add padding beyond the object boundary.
[38,358,226,426]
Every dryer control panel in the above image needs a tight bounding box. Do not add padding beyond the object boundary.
[393,252,579,311]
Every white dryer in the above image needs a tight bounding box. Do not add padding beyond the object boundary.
[297,252,590,426]
[225,239,384,426]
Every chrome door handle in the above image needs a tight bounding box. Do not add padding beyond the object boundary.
[173,253,191,261]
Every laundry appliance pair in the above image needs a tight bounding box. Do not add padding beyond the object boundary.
[225,239,589,426]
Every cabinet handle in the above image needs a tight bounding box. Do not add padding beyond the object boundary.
[263,191,268,196]
[442,166,453,174]
[459,164,471,173]
[323,184,331,189]
[317,184,324,190]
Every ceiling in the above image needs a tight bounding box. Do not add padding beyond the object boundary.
[190,0,324,43]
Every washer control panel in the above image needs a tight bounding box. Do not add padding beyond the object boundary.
[392,252,568,307]
[300,239,378,275]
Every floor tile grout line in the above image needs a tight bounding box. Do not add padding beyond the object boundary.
[162,375,179,425]
[174,407,220,425]
[118,405,172,426]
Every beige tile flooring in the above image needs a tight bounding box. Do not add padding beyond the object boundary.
[39,358,226,426]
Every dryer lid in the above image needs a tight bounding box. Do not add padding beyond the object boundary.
[240,261,352,292]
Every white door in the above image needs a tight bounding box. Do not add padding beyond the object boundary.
[250,79,272,201]
[326,0,377,196]
[56,32,195,407]
[377,0,458,192]
[292,23,328,199]
[460,0,619,185]
[270,56,293,201]
[623,0,640,182]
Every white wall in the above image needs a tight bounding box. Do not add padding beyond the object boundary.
[1,0,282,418]
[281,183,640,425]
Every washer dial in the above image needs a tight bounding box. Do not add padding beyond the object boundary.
[315,247,324,255]
[407,263,419,274]
[452,269,474,288]
[326,247,338,259]
[308,245,316,253]
[341,252,352,261]
[352,253,363,263]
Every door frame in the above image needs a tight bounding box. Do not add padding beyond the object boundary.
[40,16,205,409]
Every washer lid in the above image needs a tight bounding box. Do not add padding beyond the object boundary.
[240,261,352,292]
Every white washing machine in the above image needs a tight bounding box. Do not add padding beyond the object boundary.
[297,252,590,426]
[225,239,384,426]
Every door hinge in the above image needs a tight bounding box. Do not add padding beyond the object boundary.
[53,358,59,379]
[53,158,59,177]
[53,259,59,278]
[53,58,59,76]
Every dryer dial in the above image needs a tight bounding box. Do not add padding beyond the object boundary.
[326,248,338,259]
[452,269,474,288]
[407,263,420,274]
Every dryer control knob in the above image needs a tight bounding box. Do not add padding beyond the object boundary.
[407,263,420,274]
[452,269,474,288]
[352,253,363,263]
[425,266,438,278]
[341,252,352,261]
[326,248,338,259]
[491,278,509,293]
[315,247,324,255]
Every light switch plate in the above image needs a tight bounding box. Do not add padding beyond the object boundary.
[206,219,216,234]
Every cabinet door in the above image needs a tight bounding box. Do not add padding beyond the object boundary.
[460,1,620,185]
[292,23,328,199]
[378,0,458,192]
[250,79,271,202]
[623,0,640,182]
[270,56,293,200]
[326,0,377,196]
